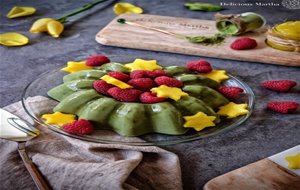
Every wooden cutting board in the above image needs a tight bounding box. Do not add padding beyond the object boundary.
[96,14,300,67]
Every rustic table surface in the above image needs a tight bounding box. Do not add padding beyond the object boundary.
[1,0,299,189]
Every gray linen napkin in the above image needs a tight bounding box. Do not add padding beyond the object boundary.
[0,97,183,190]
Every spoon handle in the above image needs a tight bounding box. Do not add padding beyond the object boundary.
[18,143,51,190]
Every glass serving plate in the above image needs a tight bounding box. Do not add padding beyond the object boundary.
[22,56,255,146]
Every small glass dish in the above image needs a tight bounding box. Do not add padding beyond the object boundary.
[22,56,254,146]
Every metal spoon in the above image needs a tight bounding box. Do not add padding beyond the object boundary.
[0,109,50,190]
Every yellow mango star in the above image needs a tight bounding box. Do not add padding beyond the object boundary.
[113,3,143,15]
[42,112,76,126]
[151,85,188,101]
[285,153,300,169]
[200,70,229,83]
[217,102,249,119]
[7,6,36,19]
[0,32,29,46]
[61,61,93,73]
[125,59,162,71]
[101,75,133,89]
[183,112,216,131]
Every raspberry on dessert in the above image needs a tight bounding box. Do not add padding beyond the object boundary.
[107,71,130,82]
[217,86,244,99]
[267,101,299,113]
[261,80,297,92]
[149,69,169,78]
[230,37,257,50]
[140,92,166,104]
[154,76,183,88]
[108,87,143,102]
[62,119,95,134]
[130,70,152,79]
[93,80,114,96]
[186,60,213,73]
[128,78,156,92]
[86,54,110,66]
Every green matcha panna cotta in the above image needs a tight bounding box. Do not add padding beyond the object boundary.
[45,58,246,137]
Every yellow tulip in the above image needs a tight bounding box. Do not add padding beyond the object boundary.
[113,3,143,15]
[47,20,64,38]
[0,32,29,46]
[7,6,36,19]
[30,18,64,38]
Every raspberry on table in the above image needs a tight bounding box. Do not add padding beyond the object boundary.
[267,101,299,113]
[261,80,297,92]
[230,37,257,50]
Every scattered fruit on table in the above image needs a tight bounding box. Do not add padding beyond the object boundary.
[261,80,297,92]
[267,101,299,114]
[230,37,257,50]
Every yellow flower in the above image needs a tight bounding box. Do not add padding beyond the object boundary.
[30,18,64,38]
[7,6,36,18]
[113,2,143,15]
[0,32,29,46]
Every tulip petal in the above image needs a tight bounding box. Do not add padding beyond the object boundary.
[7,6,36,19]
[0,32,29,46]
[30,18,54,33]
[47,20,64,38]
[113,3,143,15]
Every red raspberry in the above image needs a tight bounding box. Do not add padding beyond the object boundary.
[230,37,257,50]
[148,70,169,78]
[186,60,213,73]
[217,86,244,99]
[140,92,166,104]
[93,80,114,96]
[267,101,299,114]
[128,78,156,92]
[108,87,143,102]
[62,119,95,134]
[261,80,297,92]
[86,54,110,66]
[107,71,130,82]
[130,70,152,79]
[154,76,183,88]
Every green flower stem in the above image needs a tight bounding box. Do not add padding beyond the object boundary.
[57,0,109,23]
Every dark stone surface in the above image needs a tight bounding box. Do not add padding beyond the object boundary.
[1,0,299,189]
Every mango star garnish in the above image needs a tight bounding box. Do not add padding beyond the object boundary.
[61,61,93,73]
[7,6,36,19]
[113,3,143,15]
[42,112,76,126]
[217,102,249,119]
[285,153,300,169]
[125,59,162,71]
[151,85,188,101]
[200,70,229,83]
[0,32,29,47]
[183,112,216,131]
[101,75,133,89]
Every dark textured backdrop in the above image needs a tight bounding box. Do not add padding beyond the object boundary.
[1,0,299,189]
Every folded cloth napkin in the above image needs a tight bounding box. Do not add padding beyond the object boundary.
[0,97,183,190]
